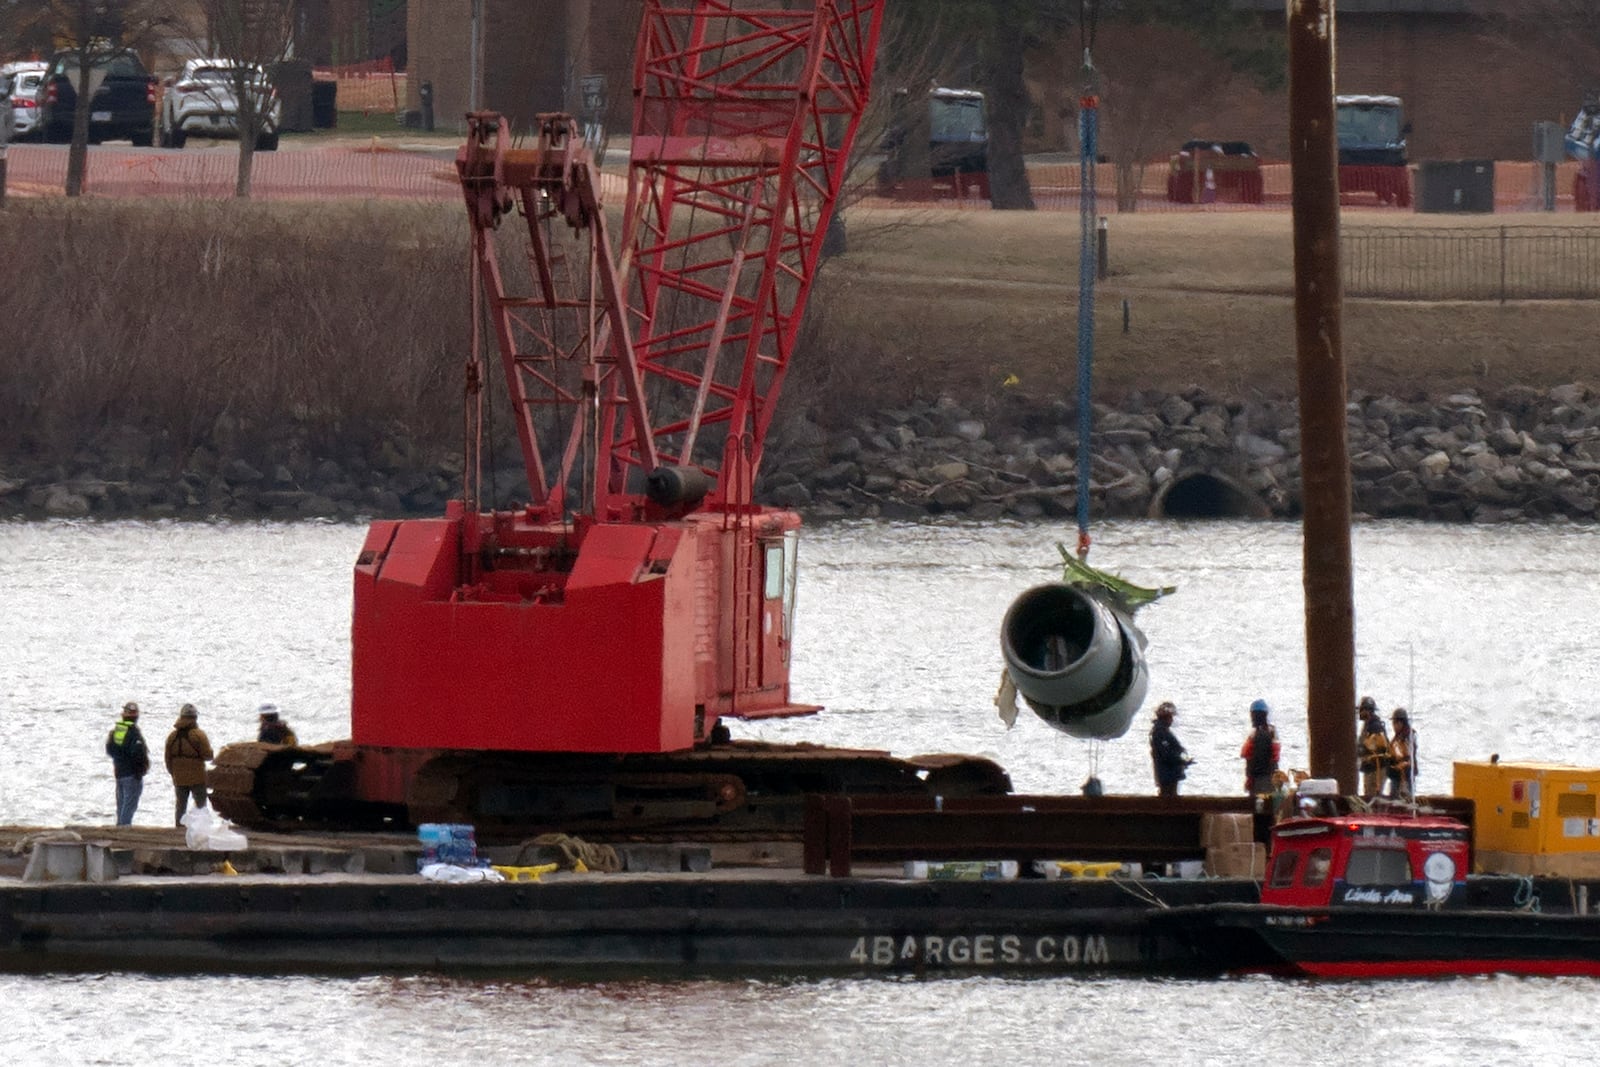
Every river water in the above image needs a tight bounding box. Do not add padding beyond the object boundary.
[3,517,1599,1063]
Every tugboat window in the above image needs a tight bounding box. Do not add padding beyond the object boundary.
[1345,846,1411,885]
[1269,849,1299,888]
[1303,847,1333,887]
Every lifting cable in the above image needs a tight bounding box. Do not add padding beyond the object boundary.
[1074,0,1101,560]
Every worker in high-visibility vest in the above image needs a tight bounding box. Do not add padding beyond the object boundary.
[1357,696,1391,800]
[105,701,151,826]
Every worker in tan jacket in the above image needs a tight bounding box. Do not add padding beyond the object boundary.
[164,703,214,827]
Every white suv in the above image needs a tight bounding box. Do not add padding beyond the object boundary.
[158,58,280,150]
[1,61,48,142]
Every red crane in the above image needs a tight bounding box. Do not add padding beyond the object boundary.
[211,1,1009,836]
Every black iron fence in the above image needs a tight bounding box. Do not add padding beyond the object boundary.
[1343,226,1600,301]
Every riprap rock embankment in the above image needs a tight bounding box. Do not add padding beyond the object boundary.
[4,384,1600,524]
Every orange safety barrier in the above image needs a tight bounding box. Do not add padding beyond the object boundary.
[314,57,405,115]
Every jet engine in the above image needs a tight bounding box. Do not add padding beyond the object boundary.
[999,583,1150,741]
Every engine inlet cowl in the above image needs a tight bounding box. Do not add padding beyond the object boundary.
[1000,583,1149,741]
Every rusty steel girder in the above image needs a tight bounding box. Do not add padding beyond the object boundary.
[804,794,1263,877]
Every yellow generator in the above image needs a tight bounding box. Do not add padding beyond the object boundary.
[1454,760,1600,876]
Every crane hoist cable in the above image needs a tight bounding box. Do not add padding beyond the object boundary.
[1075,0,1101,561]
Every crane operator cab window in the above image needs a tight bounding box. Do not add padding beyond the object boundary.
[762,531,800,659]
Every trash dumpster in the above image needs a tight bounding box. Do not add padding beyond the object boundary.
[311,79,338,129]
[271,60,314,133]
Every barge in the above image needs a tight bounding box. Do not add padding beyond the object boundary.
[7,791,1600,978]
[0,808,1264,976]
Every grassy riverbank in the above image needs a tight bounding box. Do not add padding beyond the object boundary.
[801,209,1600,422]
[2,199,1594,468]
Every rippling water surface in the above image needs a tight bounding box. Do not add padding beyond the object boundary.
[4,517,1599,1062]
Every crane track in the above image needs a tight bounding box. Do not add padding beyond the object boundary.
[208,740,1013,844]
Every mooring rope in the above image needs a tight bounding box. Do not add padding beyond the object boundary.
[517,832,622,873]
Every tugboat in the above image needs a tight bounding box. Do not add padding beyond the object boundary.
[1161,784,1600,978]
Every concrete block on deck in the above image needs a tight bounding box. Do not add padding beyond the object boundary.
[619,844,713,873]
[23,841,119,883]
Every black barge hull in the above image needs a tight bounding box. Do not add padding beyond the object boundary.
[0,874,1258,977]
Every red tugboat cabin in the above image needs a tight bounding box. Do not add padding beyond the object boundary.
[1261,813,1471,909]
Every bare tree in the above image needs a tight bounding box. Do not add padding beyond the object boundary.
[6,0,175,196]
[1094,24,1258,211]
[169,0,299,198]
[1070,3,1283,212]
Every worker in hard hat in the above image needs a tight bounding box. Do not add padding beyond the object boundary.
[1356,696,1391,800]
[1149,701,1192,800]
[105,701,150,826]
[1240,698,1281,797]
[1387,708,1417,800]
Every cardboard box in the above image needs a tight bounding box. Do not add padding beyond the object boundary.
[1200,813,1253,849]
[1204,841,1265,879]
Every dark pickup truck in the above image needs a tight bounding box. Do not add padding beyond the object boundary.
[40,49,156,146]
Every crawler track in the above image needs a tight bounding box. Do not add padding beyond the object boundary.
[209,740,1013,843]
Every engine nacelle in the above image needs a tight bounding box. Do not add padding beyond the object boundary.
[1000,583,1150,741]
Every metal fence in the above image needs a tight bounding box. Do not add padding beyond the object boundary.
[1342,226,1600,301]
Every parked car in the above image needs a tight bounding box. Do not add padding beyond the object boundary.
[158,59,280,151]
[39,49,156,146]
[2,61,49,142]
[1166,140,1265,205]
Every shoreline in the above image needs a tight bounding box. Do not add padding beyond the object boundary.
[6,382,1599,525]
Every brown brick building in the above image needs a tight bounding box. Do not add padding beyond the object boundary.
[1228,0,1592,161]
[403,0,1592,160]
[405,0,637,135]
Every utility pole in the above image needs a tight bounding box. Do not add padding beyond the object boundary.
[468,0,484,113]
[566,0,591,115]
[1288,0,1358,793]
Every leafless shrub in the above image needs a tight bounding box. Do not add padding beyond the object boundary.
[0,199,468,463]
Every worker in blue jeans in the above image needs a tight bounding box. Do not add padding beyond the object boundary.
[105,702,150,825]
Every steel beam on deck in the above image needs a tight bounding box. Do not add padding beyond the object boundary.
[803,795,1261,878]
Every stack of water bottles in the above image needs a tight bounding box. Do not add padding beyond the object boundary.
[417,823,482,871]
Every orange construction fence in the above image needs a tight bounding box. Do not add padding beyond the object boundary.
[314,57,405,115]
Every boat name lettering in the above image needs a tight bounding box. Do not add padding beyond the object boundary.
[1341,887,1415,904]
[848,933,1111,967]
